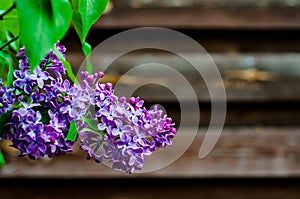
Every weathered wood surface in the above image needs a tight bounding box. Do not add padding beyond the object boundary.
[113,0,300,8]
[151,101,300,126]
[66,53,300,102]
[65,29,300,53]
[97,6,300,29]
[1,127,300,178]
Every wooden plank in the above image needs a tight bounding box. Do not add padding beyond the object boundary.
[148,102,300,126]
[97,7,300,29]
[64,29,300,53]
[1,127,300,178]
[66,53,300,102]
[113,0,300,8]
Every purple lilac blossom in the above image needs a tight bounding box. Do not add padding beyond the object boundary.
[76,72,176,173]
[0,79,14,115]
[0,42,177,172]
[2,42,75,159]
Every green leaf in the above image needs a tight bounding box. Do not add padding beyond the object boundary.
[4,30,18,52]
[53,47,77,83]
[0,110,13,137]
[71,0,109,74]
[0,150,5,168]
[0,9,19,42]
[0,0,12,10]
[6,56,13,87]
[0,0,19,42]
[0,51,14,86]
[71,10,84,42]
[0,51,10,81]
[66,121,77,141]
[0,53,7,81]
[71,0,109,43]
[16,0,72,72]
[84,117,99,132]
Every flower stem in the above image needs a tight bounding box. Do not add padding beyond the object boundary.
[0,3,16,20]
[0,36,19,51]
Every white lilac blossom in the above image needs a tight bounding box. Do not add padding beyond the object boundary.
[1,42,76,159]
[75,72,177,173]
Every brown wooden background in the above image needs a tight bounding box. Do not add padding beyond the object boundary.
[1,0,300,198]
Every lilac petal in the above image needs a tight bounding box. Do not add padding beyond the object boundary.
[51,145,57,153]
[60,106,69,114]
[18,108,27,116]
[98,123,108,131]
[63,79,70,90]
[100,109,109,116]
[38,144,47,153]
[112,128,119,136]
[68,109,76,118]
[36,111,42,121]
[132,115,139,125]
[129,155,136,166]
[13,79,25,87]
[26,114,34,123]
[143,149,152,156]
[14,70,24,79]
[96,110,102,117]
[123,125,132,132]
[115,119,122,128]
[24,83,32,94]
[120,132,127,141]
[136,100,144,107]
[27,142,37,153]
[37,79,44,88]
[115,140,126,147]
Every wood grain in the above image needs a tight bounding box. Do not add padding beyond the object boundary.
[97,7,300,29]
[66,53,300,102]
[113,0,300,8]
[1,127,300,178]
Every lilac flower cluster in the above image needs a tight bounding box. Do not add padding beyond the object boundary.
[77,72,176,173]
[0,42,177,172]
[2,43,75,159]
[0,79,14,115]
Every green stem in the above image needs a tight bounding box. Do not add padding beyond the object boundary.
[0,36,19,51]
[0,2,16,20]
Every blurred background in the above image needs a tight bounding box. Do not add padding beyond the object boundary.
[1,0,300,198]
